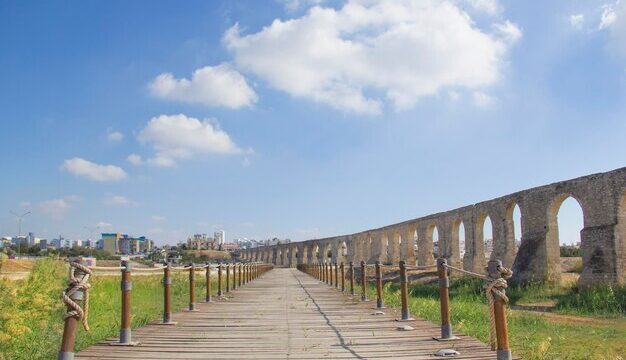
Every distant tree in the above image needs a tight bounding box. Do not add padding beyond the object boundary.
[560,245,581,257]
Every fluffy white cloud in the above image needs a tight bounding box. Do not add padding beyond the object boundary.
[281,0,326,11]
[599,4,617,29]
[603,1,626,60]
[102,195,137,206]
[473,91,495,108]
[570,14,584,29]
[464,0,500,15]
[149,63,257,108]
[37,196,80,219]
[107,131,124,142]
[127,154,143,165]
[61,158,127,182]
[224,0,520,114]
[138,114,245,167]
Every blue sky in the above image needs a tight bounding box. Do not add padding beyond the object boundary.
[0,0,624,245]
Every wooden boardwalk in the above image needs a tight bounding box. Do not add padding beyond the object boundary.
[77,268,504,359]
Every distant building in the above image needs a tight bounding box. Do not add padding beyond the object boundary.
[100,233,121,254]
[222,243,241,252]
[39,239,48,250]
[187,233,214,250]
[99,233,152,255]
[214,230,225,245]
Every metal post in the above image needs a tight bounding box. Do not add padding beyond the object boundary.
[488,260,512,360]
[397,261,414,321]
[58,258,89,360]
[375,261,384,309]
[340,262,345,292]
[349,261,355,296]
[434,258,457,341]
[360,261,367,301]
[114,260,138,345]
[188,262,197,311]
[217,263,223,296]
[205,262,212,303]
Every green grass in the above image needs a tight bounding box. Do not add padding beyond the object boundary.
[0,259,231,360]
[352,276,626,360]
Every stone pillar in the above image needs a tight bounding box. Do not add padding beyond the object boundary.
[403,226,417,265]
[389,230,401,264]
[416,226,435,266]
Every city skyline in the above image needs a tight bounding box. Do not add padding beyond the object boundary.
[1,0,624,245]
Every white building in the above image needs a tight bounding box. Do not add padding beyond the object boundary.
[214,230,225,245]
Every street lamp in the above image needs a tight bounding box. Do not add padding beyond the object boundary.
[10,210,31,259]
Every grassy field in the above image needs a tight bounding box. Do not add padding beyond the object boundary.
[354,276,626,360]
[0,258,228,360]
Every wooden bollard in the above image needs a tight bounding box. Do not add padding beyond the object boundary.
[435,258,456,341]
[349,261,355,296]
[58,258,90,359]
[334,262,338,289]
[188,263,197,311]
[205,262,212,303]
[340,262,345,292]
[238,263,242,287]
[233,263,237,290]
[160,262,176,324]
[115,260,137,345]
[488,260,512,360]
[217,263,223,296]
[326,262,330,285]
[225,264,230,293]
[360,261,367,301]
[397,261,414,321]
[375,261,384,309]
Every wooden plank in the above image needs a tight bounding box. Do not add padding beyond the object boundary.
[76,268,515,359]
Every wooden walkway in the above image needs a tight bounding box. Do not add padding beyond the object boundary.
[77,268,503,359]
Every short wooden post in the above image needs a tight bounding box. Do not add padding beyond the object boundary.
[225,264,230,293]
[160,262,176,325]
[488,260,512,360]
[205,262,212,303]
[375,261,384,309]
[217,263,223,296]
[334,262,338,289]
[397,261,414,321]
[360,261,367,301]
[349,261,355,296]
[115,260,138,345]
[58,258,90,359]
[188,262,197,311]
[238,263,242,287]
[435,258,456,341]
[340,262,345,292]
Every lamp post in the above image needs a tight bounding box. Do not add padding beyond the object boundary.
[10,210,30,259]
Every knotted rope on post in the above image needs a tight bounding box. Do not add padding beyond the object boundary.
[484,264,513,351]
[62,262,93,331]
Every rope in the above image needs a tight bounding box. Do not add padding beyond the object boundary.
[62,262,92,331]
[88,266,125,271]
[442,264,487,280]
[484,265,513,351]
[132,266,166,271]
[405,264,438,270]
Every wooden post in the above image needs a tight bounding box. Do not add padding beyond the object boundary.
[205,262,212,303]
[397,261,414,321]
[340,262,345,292]
[238,263,242,287]
[375,261,384,309]
[58,258,89,359]
[334,262,338,289]
[114,260,138,345]
[435,258,456,341]
[160,262,176,325]
[188,262,197,311]
[360,261,367,301]
[217,263,223,296]
[225,264,230,293]
[488,260,512,360]
[349,261,355,296]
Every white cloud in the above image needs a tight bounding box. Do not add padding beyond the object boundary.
[62,158,127,182]
[473,91,495,108]
[107,131,124,142]
[224,0,520,114]
[96,221,113,228]
[570,14,584,29]
[127,154,143,165]
[138,114,246,167]
[151,215,167,222]
[37,196,80,219]
[599,4,617,29]
[464,0,500,15]
[493,20,523,44]
[149,63,257,109]
[448,91,461,101]
[103,195,137,206]
[281,0,326,12]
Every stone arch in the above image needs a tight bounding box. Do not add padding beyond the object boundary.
[503,201,522,267]
[450,219,465,266]
[546,193,585,281]
[427,223,440,259]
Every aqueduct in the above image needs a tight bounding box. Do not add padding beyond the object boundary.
[241,167,626,286]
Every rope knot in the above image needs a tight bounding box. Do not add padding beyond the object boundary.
[484,264,513,351]
[62,261,93,332]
